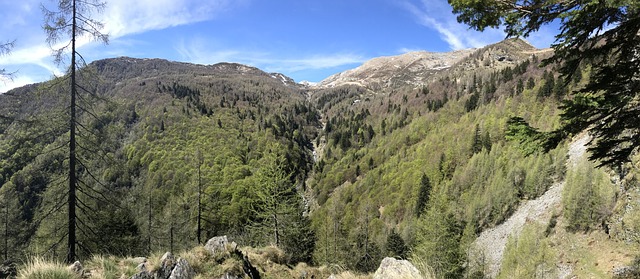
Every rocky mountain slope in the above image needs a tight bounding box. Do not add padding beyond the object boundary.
[318,49,474,89]
[317,38,542,90]
[472,133,590,278]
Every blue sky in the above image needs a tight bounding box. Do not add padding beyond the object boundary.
[0,0,560,93]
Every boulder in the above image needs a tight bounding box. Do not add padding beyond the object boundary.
[155,252,177,279]
[373,257,423,279]
[168,258,194,279]
[205,236,231,255]
[68,261,84,275]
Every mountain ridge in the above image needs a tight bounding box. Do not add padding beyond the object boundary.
[316,38,541,90]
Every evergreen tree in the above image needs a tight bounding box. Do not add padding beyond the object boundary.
[385,229,408,259]
[515,78,524,95]
[471,124,483,154]
[0,184,28,261]
[449,0,640,167]
[413,192,465,278]
[42,0,108,262]
[526,77,535,90]
[415,173,432,217]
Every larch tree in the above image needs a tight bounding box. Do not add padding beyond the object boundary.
[42,0,108,263]
[448,0,640,167]
[251,152,296,247]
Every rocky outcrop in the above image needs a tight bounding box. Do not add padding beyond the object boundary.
[169,258,194,279]
[373,257,423,279]
[318,49,474,89]
[205,235,233,255]
[129,252,193,279]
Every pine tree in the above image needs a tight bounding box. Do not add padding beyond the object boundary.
[42,0,108,262]
[386,229,408,259]
[471,124,483,154]
[415,173,432,217]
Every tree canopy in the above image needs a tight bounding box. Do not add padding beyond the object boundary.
[449,0,640,167]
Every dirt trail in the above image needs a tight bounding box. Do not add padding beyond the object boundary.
[472,134,589,278]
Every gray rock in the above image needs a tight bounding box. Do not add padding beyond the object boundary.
[131,270,153,279]
[373,257,423,279]
[168,258,194,279]
[68,261,83,275]
[205,236,230,255]
[612,265,640,278]
[136,262,147,272]
[155,252,177,279]
[220,274,242,279]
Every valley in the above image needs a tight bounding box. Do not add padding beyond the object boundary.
[1,38,639,279]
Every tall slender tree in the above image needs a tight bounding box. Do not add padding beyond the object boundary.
[194,149,204,244]
[42,0,108,263]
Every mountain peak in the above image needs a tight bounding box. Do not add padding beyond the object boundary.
[317,38,543,90]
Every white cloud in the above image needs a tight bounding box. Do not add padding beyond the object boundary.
[102,0,244,38]
[398,47,423,54]
[0,0,247,92]
[0,75,38,94]
[263,54,367,73]
[402,0,506,50]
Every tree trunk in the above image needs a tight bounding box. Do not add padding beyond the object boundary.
[4,203,8,261]
[67,0,77,264]
[273,213,279,246]
[197,164,201,244]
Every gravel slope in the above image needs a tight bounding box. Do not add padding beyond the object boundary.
[472,134,590,278]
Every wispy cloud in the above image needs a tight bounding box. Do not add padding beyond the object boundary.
[102,0,245,38]
[176,37,366,75]
[401,0,505,50]
[0,0,247,92]
[398,47,423,54]
[0,76,33,93]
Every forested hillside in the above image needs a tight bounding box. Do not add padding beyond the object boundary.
[2,38,640,278]
[0,58,318,260]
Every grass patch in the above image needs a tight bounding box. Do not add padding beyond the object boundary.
[17,258,79,279]
[85,255,141,279]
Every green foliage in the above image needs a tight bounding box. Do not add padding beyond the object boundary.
[414,173,432,217]
[562,157,615,232]
[385,229,408,259]
[248,151,316,264]
[413,192,465,279]
[497,223,556,279]
[505,117,547,156]
[449,0,640,167]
